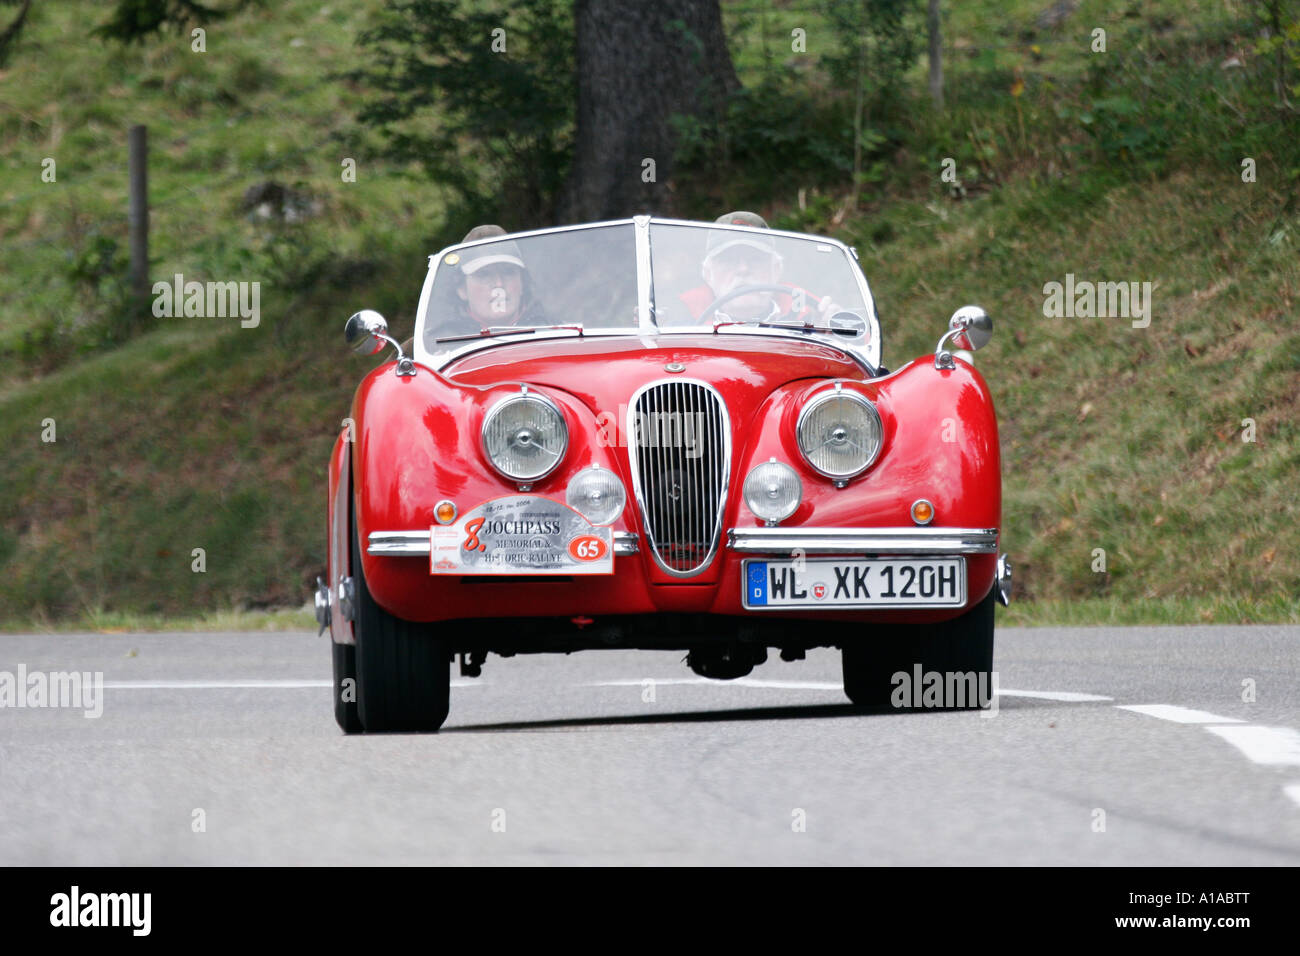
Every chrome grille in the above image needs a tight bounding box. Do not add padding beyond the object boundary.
[628,380,729,576]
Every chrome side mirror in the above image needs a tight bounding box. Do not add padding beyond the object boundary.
[344,309,416,376]
[935,305,993,369]
[345,309,390,356]
[949,305,993,351]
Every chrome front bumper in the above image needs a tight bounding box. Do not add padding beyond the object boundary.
[368,530,641,556]
[726,526,999,556]
[369,526,1000,559]
[365,524,1011,607]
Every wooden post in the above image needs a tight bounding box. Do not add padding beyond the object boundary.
[128,124,149,315]
[927,0,943,110]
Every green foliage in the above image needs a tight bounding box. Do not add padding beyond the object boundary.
[820,0,922,105]
[672,70,885,214]
[94,0,251,42]
[61,230,140,350]
[353,0,575,230]
[1252,0,1300,104]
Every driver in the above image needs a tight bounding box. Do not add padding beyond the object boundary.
[679,211,837,324]
[436,224,546,337]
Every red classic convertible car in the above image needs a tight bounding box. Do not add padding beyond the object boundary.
[317,215,1011,732]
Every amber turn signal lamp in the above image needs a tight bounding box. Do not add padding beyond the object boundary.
[434,500,458,525]
[911,499,934,525]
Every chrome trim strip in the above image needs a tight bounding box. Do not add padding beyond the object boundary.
[368,531,432,555]
[633,214,653,331]
[727,527,999,556]
[368,530,638,556]
[996,552,1013,605]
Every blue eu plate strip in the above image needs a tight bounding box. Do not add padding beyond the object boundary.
[747,562,768,606]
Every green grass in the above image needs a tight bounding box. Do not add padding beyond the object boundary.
[0,0,1297,628]
[1000,594,1300,628]
[0,0,432,353]
[6,594,1296,632]
[0,605,317,634]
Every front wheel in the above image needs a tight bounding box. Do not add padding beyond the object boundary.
[842,586,996,711]
[349,508,451,732]
[332,640,362,734]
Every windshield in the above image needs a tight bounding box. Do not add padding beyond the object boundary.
[422,223,638,355]
[648,223,870,333]
[419,219,876,365]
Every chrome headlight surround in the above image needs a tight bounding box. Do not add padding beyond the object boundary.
[796,385,883,482]
[481,388,568,483]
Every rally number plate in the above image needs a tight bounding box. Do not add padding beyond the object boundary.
[431,496,613,575]
[742,557,965,609]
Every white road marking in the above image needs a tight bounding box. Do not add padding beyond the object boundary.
[102,679,331,689]
[997,689,1113,702]
[590,678,709,687]
[1205,726,1300,766]
[101,679,483,689]
[1284,784,1300,808]
[1117,704,1244,724]
[592,680,1112,698]
[590,678,842,690]
[734,678,843,690]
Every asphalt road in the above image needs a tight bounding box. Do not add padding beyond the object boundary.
[2,625,1298,865]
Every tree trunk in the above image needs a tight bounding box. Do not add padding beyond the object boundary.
[562,0,739,222]
[927,0,943,110]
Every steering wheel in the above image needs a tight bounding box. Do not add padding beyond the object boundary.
[697,283,813,325]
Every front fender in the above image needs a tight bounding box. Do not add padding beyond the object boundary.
[350,362,636,618]
[731,354,1002,605]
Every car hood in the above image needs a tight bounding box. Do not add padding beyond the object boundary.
[439,334,865,416]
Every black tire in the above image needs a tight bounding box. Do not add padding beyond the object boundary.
[842,585,997,711]
[350,508,451,732]
[332,640,363,734]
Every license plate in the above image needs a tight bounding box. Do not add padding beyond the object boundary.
[430,495,614,575]
[742,558,965,609]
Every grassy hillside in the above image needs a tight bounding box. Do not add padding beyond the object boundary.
[1,0,1297,628]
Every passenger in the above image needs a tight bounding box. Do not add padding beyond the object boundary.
[437,225,546,337]
[679,211,842,326]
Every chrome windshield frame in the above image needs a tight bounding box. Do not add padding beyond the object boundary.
[413,217,882,374]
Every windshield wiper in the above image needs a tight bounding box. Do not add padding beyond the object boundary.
[434,324,584,344]
[711,318,857,337]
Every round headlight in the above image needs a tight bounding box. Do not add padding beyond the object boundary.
[565,465,626,525]
[797,388,882,480]
[743,460,802,524]
[482,392,568,482]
